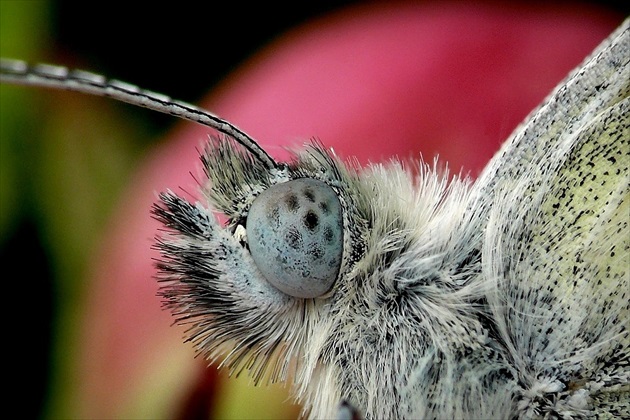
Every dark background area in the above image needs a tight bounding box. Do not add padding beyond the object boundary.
[53,2,363,131]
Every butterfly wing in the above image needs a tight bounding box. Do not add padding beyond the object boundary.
[471,19,628,208]
[472,18,629,417]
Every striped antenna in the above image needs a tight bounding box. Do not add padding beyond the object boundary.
[0,58,278,170]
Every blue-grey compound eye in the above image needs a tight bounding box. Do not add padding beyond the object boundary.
[246,178,344,298]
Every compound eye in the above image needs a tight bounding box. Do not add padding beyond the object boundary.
[246,178,343,298]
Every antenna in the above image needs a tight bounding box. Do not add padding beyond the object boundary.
[0,58,278,170]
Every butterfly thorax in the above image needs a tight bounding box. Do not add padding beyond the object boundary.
[295,162,517,418]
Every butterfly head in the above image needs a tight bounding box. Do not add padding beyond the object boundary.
[152,136,368,385]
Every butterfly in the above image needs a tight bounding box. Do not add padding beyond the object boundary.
[1,15,627,420]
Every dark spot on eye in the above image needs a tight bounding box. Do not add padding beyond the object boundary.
[285,194,299,212]
[285,227,302,249]
[309,245,324,260]
[304,210,319,231]
[323,226,334,242]
[303,188,316,202]
[319,201,329,214]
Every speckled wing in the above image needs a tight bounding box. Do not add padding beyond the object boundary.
[473,18,629,417]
